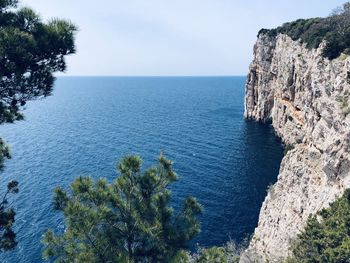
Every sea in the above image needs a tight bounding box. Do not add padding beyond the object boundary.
[0,77,283,262]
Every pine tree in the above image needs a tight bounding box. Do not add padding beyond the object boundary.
[43,154,202,263]
[286,189,350,263]
[0,0,77,250]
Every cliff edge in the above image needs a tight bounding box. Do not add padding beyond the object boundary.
[242,33,350,262]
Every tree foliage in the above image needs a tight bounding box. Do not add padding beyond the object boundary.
[0,180,18,251]
[170,241,242,263]
[0,0,77,124]
[193,243,240,263]
[258,2,350,59]
[43,154,202,263]
[286,189,350,263]
[0,0,77,252]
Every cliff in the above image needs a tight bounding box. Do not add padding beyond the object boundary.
[242,33,350,262]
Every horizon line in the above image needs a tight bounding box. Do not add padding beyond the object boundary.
[56,75,246,78]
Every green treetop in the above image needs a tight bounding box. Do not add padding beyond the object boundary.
[43,154,202,263]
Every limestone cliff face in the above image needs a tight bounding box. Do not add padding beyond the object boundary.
[242,33,350,262]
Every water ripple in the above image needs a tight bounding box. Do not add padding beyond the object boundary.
[0,77,283,262]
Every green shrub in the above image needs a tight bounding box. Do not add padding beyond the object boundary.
[283,144,295,155]
[191,241,241,263]
[258,2,350,60]
[286,189,350,263]
[336,95,350,117]
[196,247,231,263]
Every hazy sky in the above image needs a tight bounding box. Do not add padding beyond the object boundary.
[21,0,346,76]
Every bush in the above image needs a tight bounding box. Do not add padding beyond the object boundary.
[283,144,295,155]
[195,247,236,263]
[286,189,350,263]
[190,241,241,263]
[336,95,350,117]
[258,2,350,60]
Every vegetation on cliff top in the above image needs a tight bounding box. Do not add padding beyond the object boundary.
[258,2,350,59]
[286,189,350,263]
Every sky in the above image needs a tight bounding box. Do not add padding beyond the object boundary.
[21,0,347,76]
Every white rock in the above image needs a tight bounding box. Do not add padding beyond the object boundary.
[242,33,350,262]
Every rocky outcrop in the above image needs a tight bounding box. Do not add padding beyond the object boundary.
[242,33,350,262]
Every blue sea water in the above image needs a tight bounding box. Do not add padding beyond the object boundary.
[0,77,283,262]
